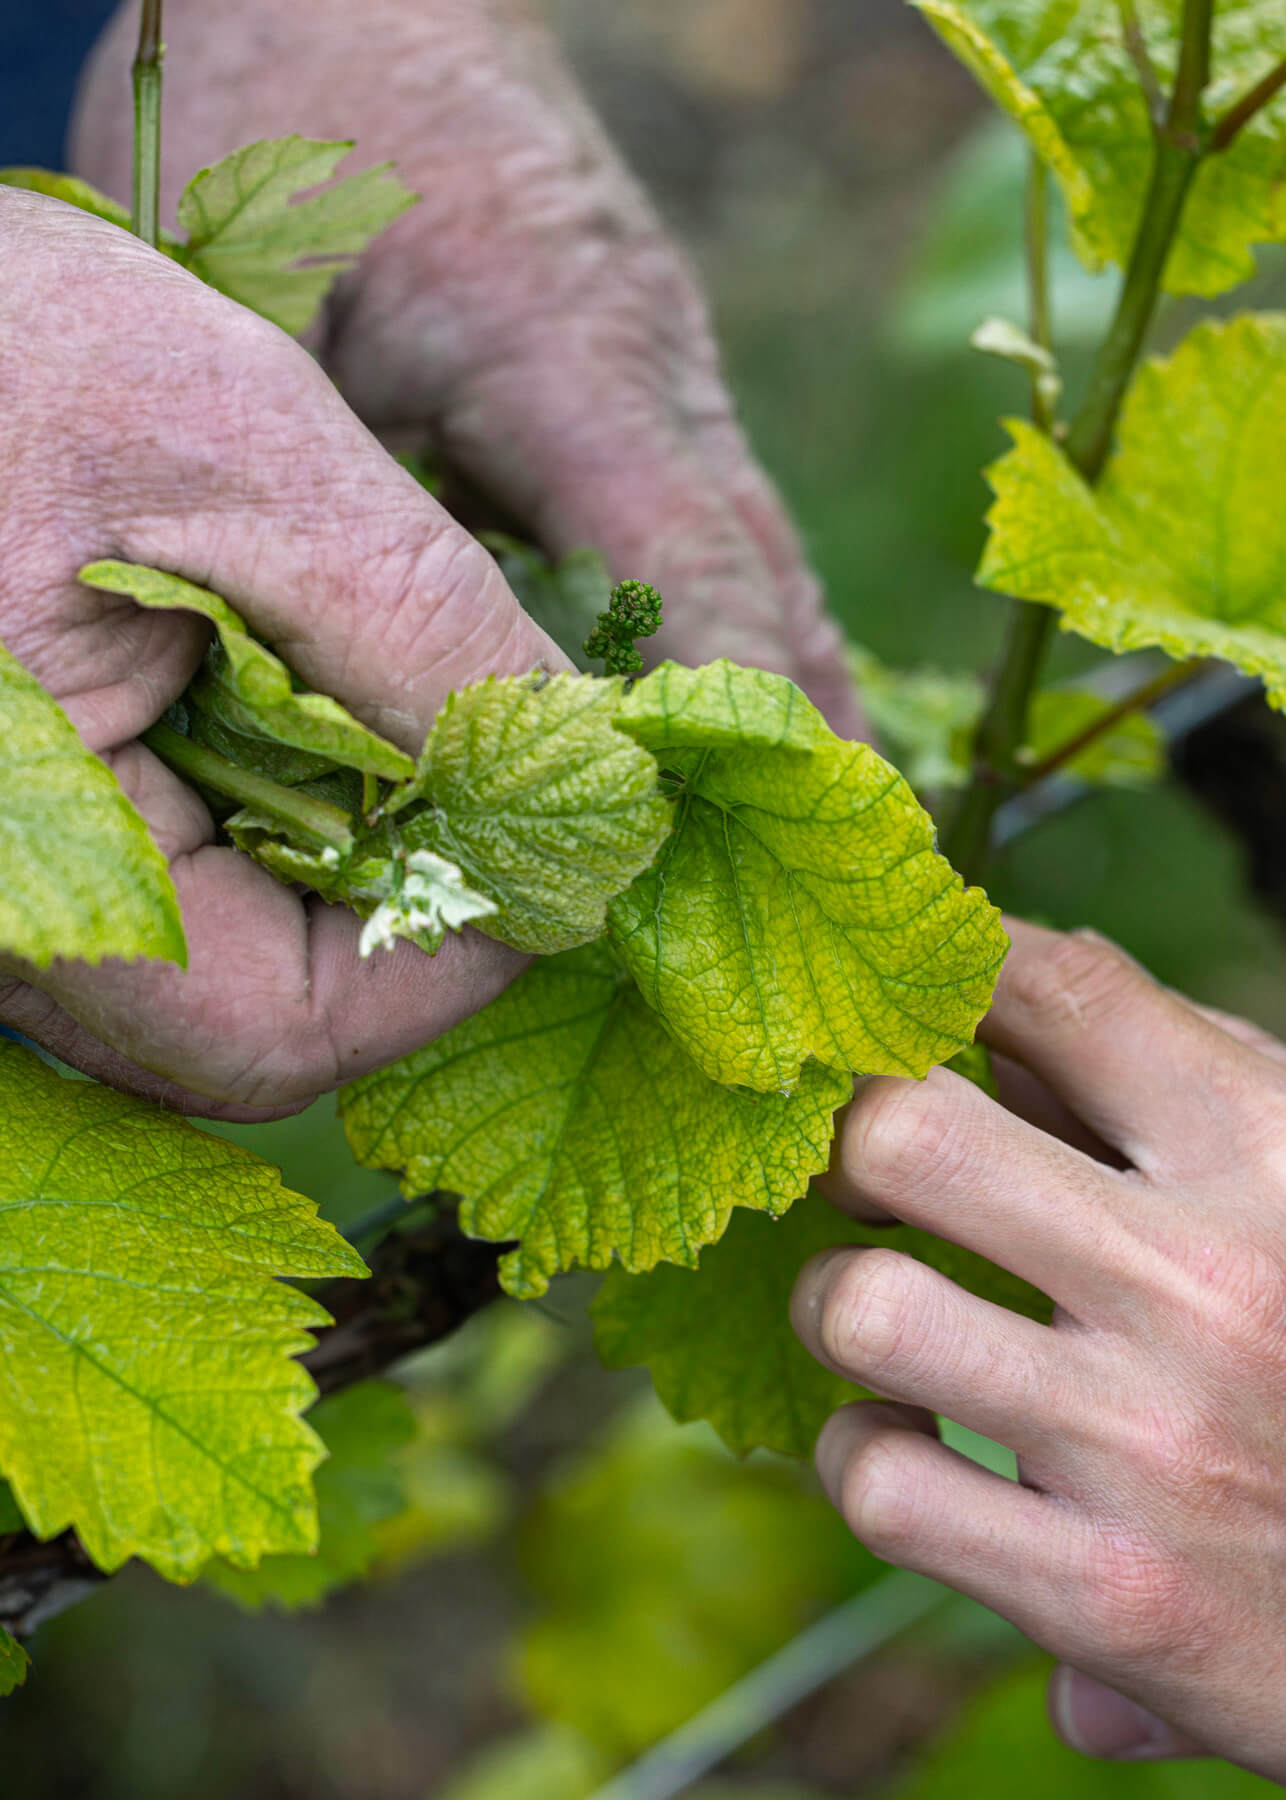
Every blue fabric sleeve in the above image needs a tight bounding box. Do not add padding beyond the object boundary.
[0,0,123,168]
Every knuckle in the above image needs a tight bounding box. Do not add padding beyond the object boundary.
[820,1250,919,1383]
[839,1431,922,1559]
[1082,1532,1193,1665]
[1007,931,1131,1033]
[849,1073,967,1195]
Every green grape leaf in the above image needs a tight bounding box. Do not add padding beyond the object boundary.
[175,136,418,335]
[203,1381,415,1611]
[913,0,1286,297]
[0,167,130,230]
[979,314,1286,707]
[393,673,672,955]
[593,1183,1051,1460]
[0,1045,366,1582]
[609,661,1007,1093]
[341,944,849,1299]
[0,1627,29,1697]
[0,638,185,969]
[78,561,414,780]
[1024,689,1165,787]
[515,1402,877,1755]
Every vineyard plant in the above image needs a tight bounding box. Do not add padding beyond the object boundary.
[1,0,1285,1780]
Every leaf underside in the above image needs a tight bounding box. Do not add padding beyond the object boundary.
[913,0,1286,297]
[0,1046,365,1581]
[593,1183,1051,1459]
[0,638,184,969]
[980,314,1286,707]
[341,943,850,1299]
[175,136,418,335]
[609,662,1008,1093]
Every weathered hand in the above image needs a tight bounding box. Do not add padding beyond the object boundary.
[792,918,1286,1781]
[72,0,859,734]
[0,192,563,1117]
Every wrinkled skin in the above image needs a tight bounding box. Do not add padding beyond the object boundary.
[794,921,1286,1780]
[0,0,855,1119]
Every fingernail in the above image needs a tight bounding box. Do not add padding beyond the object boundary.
[1050,1666,1182,1761]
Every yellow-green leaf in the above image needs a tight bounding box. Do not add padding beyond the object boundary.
[979,314,1286,707]
[913,0,1286,296]
[0,638,184,969]
[78,561,413,780]
[397,674,673,955]
[593,1183,1051,1459]
[175,136,418,335]
[609,662,1007,1093]
[0,1046,365,1582]
[341,944,849,1299]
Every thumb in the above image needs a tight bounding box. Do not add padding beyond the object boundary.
[1048,1665,1208,1761]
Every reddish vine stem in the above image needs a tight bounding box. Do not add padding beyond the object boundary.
[1209,53,1286,152]
[1018,657,1205,786]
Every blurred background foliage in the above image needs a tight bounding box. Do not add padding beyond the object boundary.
[4,0,1286,1793]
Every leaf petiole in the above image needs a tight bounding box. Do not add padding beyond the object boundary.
[142,721,355,851]
[130,0,164,250]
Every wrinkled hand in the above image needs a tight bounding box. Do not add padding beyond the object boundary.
[792,919,1286,1781]
[0,192,564,1117]
[73,0,858,732]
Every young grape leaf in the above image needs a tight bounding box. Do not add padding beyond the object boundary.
[608,661,1007,1093]
[0,1045,366,1582]
[515,1401,877,1756]
[593,1182,1051,1460]
[0,1627,29,1697]
[175,136,418,335]
[979,314,1286,707]
[913,0,1286,297]
[341,944,849,1299]
[203,1381,416,1611]
[78,561,414,779]
[0,638,184,969]
[393,674,672,955]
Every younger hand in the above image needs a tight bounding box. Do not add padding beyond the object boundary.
[792,919,1286,1780]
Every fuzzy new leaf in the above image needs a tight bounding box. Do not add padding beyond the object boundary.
[341,944,849,1299]
[594,1182,1050,1459]
[78,561,413,780]
[914,0,1286,296]
[175,136,418,335]
[979,315,1286,707]
[397,674,672,955]
[0,639,184,969]
[610,662,1007,1092]
[0,1046,365,1581]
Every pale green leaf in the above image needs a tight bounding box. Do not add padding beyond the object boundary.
[0,167,130,230]
[203,1381,415,1611]
[609,661,1007,1092]
[913,0,1286,296]
[394,673,672,955]
[594,1183,1051,1459]
[357,849,498,958]
[0,637,185,969]
[0,1627,29,1697]
[1024,689,1165,786]
[0,1045,366,1582]
[78,561,413,779]
[516,1400,876,1755]
[341,943,849,1299]
[847,643,983,793]
[979,314,1286,707]
[175,136,418,335]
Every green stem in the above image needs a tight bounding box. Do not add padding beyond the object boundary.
[941,0,1214,883]
[1024,155,1056,435]
[142,722,354,850]
[131,0,164,249]
[1019,657,1204,786]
